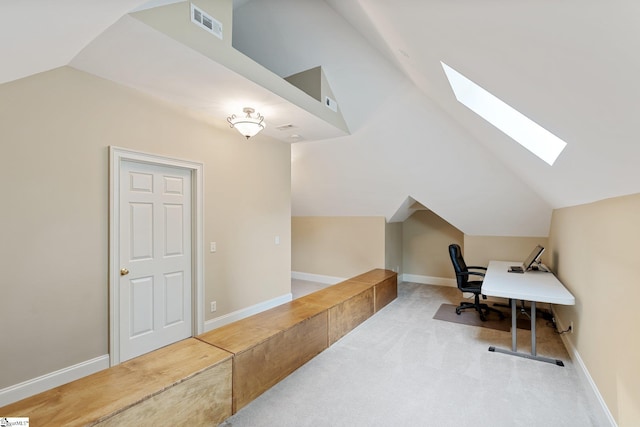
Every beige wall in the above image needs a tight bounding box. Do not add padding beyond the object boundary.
[384,221,403,274]
[401,211,549,281]
[402,210,463,279]
[0,67,291,389]
[548,194,640,426]
[463,235,549,267]
[291,216,385,278]
[285,67,321,101]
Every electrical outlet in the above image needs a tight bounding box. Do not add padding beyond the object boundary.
[210,301,217,312]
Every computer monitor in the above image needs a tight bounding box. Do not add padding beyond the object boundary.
[523,245,545,270]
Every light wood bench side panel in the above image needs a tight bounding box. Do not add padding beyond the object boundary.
[232,312,328,412]
[328,288,374,345]
[96,358,232,427]
[374,275,398,312]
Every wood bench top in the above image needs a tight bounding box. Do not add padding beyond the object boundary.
[198,270,396,355]
[0,338,232,426]
[348,268,397,285]
[198,299,327,354]
[297,280,373,309]
[198,323,281,354]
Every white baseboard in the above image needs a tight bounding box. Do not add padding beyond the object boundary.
[0,354,109,407]
[291,271,346,285]
[554,313,617,427]
[204,293,293,332]
[401,273,457,288]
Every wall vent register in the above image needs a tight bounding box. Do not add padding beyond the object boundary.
[191,3,223,40]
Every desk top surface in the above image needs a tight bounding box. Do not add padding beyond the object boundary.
[482,260,575,305]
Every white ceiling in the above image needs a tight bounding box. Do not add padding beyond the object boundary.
[2,0,639,237]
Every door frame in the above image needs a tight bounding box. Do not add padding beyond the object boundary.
[109,146,204,366]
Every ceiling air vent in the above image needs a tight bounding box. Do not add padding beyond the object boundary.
[190,3,223,40]
[276,124,296,131]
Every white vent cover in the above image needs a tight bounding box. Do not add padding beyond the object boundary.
[191,3,223,40]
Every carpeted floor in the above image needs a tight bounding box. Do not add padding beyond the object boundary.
[220,282,609,427]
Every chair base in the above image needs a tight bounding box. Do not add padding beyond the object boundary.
[456,300,505,321]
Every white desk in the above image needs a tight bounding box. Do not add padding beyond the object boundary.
[482,260,575,366]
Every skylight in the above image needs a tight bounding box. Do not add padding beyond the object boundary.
[441,62,567,166]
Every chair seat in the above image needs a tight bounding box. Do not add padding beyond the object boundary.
[459,280,482,293]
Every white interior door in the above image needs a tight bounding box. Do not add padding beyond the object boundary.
[119,160,192,362]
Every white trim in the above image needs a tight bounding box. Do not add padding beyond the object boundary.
[401,274,457,287]
[0,355,109,407]
[204,293,293,332]
[109,147,204,366]
[291,271,346,285]
[554,313,617,427]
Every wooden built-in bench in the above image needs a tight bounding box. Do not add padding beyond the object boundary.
[0,269,397,425]
[198,268,397,412]
[0,338,233,426]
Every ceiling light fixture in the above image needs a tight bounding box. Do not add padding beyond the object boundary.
[227,107,266,139]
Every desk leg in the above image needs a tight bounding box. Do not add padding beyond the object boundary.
[488,299,564,366]
[531,301,536,356]
[511,298,517,351]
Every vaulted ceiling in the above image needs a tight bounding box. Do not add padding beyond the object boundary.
[3,0,639,237]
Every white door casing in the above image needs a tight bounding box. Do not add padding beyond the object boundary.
[109,147,204,366]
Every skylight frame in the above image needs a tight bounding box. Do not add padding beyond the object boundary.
[441,62,567,166]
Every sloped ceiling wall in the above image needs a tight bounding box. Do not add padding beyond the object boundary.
[0,1,148,84]
[325,0,640,211]
[2,0,639,237]
[233,0,640,236]
[233,0,553,236]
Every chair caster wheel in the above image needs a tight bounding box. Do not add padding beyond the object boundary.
[455,308,461,315]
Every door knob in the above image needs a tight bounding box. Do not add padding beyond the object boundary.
[120,268,130,276]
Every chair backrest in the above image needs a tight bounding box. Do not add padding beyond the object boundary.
[448,244,468,288]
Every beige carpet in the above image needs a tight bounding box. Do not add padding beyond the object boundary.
[433,303,532,331]
[220,282,609,427]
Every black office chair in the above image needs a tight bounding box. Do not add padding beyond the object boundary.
[448,244,504,321]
